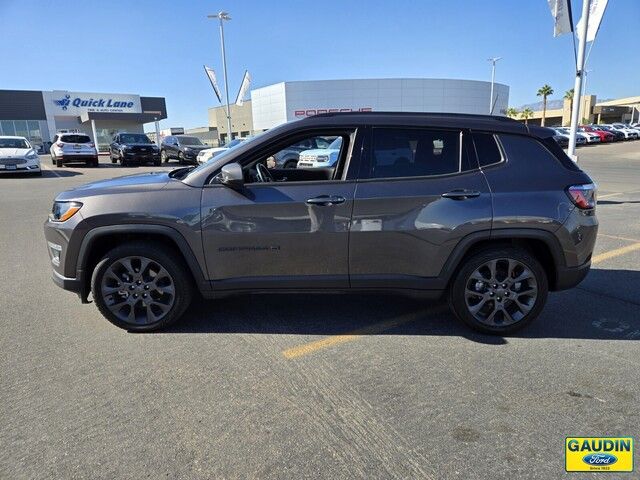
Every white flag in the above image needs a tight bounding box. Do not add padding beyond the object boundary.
[235,70,251,106]
[577,0,609,43]
[547,0,573,37]
[204,66,222,103]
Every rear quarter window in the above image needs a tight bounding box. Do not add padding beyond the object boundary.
[497,134,580,171]
[472,133,503,167]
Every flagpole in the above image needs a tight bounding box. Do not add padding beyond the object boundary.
[208,12,233,144]
[568,0,591,160]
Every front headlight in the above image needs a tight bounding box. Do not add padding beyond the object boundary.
[49,201,82,222]
[315,155,329,162]
[26,150,38,160]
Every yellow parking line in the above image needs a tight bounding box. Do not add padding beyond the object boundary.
[598,233,640,243]
[592,242,640,264]
[598,192,622,199]
[282,305,448,359]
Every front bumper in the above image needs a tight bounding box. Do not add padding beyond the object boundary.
[0,163,40,173]
[44,214,90,302]
[51,268,83,293]
[123,152,160,163]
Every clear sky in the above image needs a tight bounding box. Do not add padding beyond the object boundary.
[1,0,638,129]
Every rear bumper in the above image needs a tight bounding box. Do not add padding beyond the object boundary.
[555,259,591,291]
[59,154,98,163]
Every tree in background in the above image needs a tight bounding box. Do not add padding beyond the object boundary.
[506,107,519,118]
[520,108,534,125]
[564,89,574,126]
[537,84,554,126]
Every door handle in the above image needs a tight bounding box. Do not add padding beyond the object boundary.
[306,195,346,206]
[441,189,481,200]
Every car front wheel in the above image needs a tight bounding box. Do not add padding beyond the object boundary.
[449,247,548,335]
[91,242,193,332]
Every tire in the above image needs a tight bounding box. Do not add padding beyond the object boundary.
[56,157,63,168]
[91,242,193,332]
[111,152,117,164]
[448,247,548,335]
[284,160,297,169]
[161,150,168,163]
[178,151,185,165]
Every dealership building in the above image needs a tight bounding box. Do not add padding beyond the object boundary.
[0,89,167,151]
[208,78,509,142]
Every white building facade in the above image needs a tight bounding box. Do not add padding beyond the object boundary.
[251,79,509,131]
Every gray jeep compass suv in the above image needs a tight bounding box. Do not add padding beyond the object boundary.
[44,112,598,334]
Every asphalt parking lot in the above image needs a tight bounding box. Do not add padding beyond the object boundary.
[1,143,639,479]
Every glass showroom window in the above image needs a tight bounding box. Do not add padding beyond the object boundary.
[27,121,43,146]
[14,120,29,139]
[0,120,16,136]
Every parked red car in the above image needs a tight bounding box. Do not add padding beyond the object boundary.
[580,125,614,143]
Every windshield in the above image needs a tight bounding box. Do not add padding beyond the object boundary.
[328,137,342,149]
[182,130,268,180]
[121,133,152,144]
[178,136,203,146]
[226,138,245,148]
[0,137,30,149]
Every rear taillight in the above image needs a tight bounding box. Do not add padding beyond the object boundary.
[56,142,64,147]
[566,183,597,209]
[88,143,95,148]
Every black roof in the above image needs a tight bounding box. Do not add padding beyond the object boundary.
[297,111,553,137]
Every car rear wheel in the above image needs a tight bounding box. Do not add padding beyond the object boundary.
[56,157,63,167]
[449,247,548,335]
[91,242,193,332]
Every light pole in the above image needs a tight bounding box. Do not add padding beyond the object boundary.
[488,57,502,114]
[579,69,592,124]
[207,11,233,143]
[568,0,591,160]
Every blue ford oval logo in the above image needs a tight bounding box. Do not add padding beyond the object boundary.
[583,453,617,466]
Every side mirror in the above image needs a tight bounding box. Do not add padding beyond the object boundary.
[220,162,244,189]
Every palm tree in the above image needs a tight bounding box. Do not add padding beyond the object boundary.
[563,89,574,125]
[506,107,519,118]
[537,84,554,126]
[520,108,534,125]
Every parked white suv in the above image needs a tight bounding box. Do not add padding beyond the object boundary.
[0,136,41,175]
[50,133,99,167]
[609,123,639,140]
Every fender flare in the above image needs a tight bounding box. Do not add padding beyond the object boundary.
[76,224,210,300]
[438,228,566,287]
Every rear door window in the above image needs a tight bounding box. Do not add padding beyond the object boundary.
[363,128,469,179]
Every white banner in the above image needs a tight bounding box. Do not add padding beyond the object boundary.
[235,70,251,107]
[204,66,222,103]
[577,0,609,42]
[547,0,573,36]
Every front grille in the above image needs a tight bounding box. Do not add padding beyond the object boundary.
[0,158,27,166]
